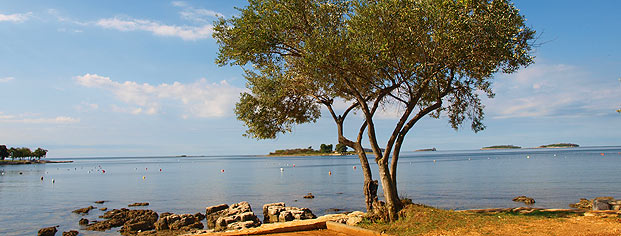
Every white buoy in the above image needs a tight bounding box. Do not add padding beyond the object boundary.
[527,155,530,159]
[280,168,284,172]
[52,179,55,184]
[433,160,436,163]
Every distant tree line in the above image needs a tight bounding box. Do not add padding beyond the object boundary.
[0,145,48,161]
[270,143,349,155]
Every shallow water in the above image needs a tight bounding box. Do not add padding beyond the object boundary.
[1,146,620,235]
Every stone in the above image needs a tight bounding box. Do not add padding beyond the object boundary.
[86,208,158,233]
[155,213,204,231]
[38,226,58,236]
[78,218,89,225]
[128,202,149,207]
[569,198,592,209]
[72,206,95,215]
[194,212,205,221]
[62,230,79,236]
[345,211,365,226]
[262,202,316,223]
[303,193,315,199]
[99,208,108,211]
[207,202,261,231]
[160,212,173,218]
[593,198,612,211]
[512,196,535,204]
[94,201,106,204]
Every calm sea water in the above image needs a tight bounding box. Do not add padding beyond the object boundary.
[1,146,620,235]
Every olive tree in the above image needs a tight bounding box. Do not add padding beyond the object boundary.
[215,0,535,221]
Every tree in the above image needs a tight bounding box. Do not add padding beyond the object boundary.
[335,143,348,154]
[215,0,535,221]
[320,144,333,153]
[33,148,48,161]
[0,145,8,161]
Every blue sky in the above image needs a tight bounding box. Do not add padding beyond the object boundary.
[0,1,619,157]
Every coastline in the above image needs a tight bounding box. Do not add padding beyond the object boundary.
[0,160,73,165]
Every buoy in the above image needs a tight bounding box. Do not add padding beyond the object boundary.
[146,168,148,170]
[221,169,225,173]
[102,170,105,173]
[292,164,295,167]
[142,176,146,180]
[159,168,162,172]
[600,153,605,156]
[280,168,284,172]
[468,158,471,160]
[329,171,332,176]
[353,166,356,170]
[433,160,436,163]
[52,179,55,183]
[527,156,530,159]
[41,176,44,181]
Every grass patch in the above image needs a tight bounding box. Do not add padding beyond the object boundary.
[359,204,574,236]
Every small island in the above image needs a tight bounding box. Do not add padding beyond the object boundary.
[538,143,579,148]
[0,145,71,165]
[481,145,522,150]
[268,144,349,156]
[415,148,437,152]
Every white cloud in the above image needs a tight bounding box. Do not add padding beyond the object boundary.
[172,1,224,23]
[95,17,213,41]
[75,74,244,118]
[0,77,15,83]
[0,113,80,124]
[75,102,99,112]
[0,12,32,23]
[486,64,621,119]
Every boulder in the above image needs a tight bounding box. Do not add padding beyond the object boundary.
[194,212,206,221]
[86,208,158,233]
[569,198,592,209]
[512,196,535,204]
[128,202,149,207]
[62,230,79,236]
[160,212,174,218]
[207,202,261,231]
[303,193,315,199]
[205,204,229,229]
[38,226,58,236]
[78,218,89,225]
[262,202,316,223]
[155,213,204,231]
[593,197,613,211]
[72,206,95,215]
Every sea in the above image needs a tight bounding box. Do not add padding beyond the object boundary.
[1,146,620,235]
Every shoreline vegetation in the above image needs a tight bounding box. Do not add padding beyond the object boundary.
[482,143,580,150]
[0,160,73,165]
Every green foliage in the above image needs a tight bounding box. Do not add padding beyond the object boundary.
[0,145,8,161]
[335,143,348,154]
[320,144,333,153]
[33,148,48,160]
[216,0,535,139]
[269,147,317,155]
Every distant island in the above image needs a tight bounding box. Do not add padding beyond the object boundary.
[481,145,522,150]
[415,148,437,152]
[537,143,579,148]
[268,144,349,156]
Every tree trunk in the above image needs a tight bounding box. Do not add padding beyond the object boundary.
[354,145,377,212]
[378,161,401,221]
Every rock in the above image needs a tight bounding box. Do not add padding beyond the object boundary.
[194,212,205,221]
[62,230,79,236]
[345,211,365,226]
[86,208,158,233]
[303,193,315,199]
[205,204,229,229]
[78,218,89,225]
[99,207,107,211]
[38,226,58,236]
[593,198,612,211]
[569,198,592,209]
[262,202,316,223]
[512,196,535,204]
[155,213,204,231]
[72,206,95,215]
[128,202,149,207]
[207,202,261,231]
[94,201,106,204]
[160,212,174,218]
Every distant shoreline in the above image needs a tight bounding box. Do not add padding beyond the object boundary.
[0,160,73,165]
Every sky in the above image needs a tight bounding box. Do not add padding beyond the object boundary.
[0,0,620,158]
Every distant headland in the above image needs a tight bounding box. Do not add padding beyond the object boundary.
[481,143,580,150]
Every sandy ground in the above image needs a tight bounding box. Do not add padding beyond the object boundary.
[423,216,621,236]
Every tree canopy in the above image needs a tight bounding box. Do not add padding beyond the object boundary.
[215,0,535,221]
